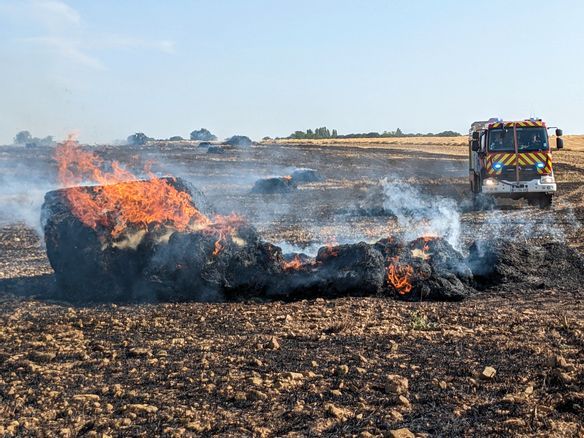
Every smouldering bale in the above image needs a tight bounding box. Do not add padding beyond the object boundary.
[207,146,226,154]
[467,239,584,290]
[251,177,297,194]
[267,242,385,299]
[144,225,285,302]
[290,168,323,184]
[377,236,474,301]
[225,135,252,147]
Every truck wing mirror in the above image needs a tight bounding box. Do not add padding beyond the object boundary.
[472,131,480,140]
[471,139,480,151]
[555,128,563,137]
[556,137,564,149]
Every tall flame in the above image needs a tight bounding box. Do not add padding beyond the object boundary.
[55,137,240,250]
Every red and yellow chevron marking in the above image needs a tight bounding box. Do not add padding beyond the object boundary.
[486,153,516,175]
[518,151,552,174]
[486,152,552,175]
[489,120,545,129]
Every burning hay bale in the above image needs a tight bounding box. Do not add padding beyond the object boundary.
[251,176,297,194]
[42,139,270,303]
[290,168,323,184]
[42,177,217,302]
[42,177,286,303]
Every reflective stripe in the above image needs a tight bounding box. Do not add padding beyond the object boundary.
[487,120,544,129]
[503,154,516,165]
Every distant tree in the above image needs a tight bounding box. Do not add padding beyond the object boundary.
[127,132,150,146]
[14,130,32,145]
[14,131,55,147]
[289,131,306,139]
[225,135,252,147]
[262,136,272,141]
[169,135,184,141]
[37,136,54,147]
[190,128,217,141]
[435,130,462,137]
[286,126,460,140]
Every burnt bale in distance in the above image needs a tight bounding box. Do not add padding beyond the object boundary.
[290,168,323,184]
[225,135,252,147]
[251,177,297,194]
[207,146,225,154]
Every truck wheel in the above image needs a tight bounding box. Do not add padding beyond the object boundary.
[472,174,481,194]
[538,194,553,209]
[527,196,538,207]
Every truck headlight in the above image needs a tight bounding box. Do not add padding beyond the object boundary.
[540,175,555,184]
[484,178,496,186]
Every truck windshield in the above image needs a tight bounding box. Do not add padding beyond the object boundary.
[488,126,549,152]
[516,127,548,151]
[488,128,515,152]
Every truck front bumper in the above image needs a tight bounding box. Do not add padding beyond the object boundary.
[482,178,556,195]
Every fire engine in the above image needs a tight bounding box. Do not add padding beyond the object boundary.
[469,118,563,208]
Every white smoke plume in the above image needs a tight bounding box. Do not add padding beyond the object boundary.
[381,178,461,249]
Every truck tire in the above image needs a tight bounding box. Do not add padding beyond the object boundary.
[538,194,553,209]
[472,174,481,194]
[527,196,539,207]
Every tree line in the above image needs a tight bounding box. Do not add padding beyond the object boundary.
[286,127,461,139]
[10,129,250,147]
[127,129,251,146]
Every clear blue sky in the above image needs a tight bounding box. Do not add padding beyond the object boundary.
[0,0,582,143]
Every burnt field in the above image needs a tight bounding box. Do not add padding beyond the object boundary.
[0,139,583,436]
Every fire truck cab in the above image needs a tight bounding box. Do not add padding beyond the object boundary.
[469,118,563,208]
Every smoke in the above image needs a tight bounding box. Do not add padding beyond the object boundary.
[381,178,461,249]
[0,158,57,235]
[474,199,581,246]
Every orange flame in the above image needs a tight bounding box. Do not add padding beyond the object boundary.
[282,254,303,271]
[387,257,413,295]
[55,137,242,248]
[282,175,292,182]
[213,236,224,256]
[208,214,245,256]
